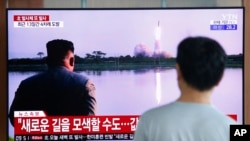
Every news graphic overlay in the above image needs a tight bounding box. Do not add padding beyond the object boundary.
[230,125,250,141]
[210,13,238,30]
[14,111,138,140]
[13,15,63,28]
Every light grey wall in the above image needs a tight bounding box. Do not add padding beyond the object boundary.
[217,0,242,6]
[44,0,82,8]
[43,0,242,8]
[166,0,216,7]
[86,0,161,8]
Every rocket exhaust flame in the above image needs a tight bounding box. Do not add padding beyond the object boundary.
[155,21,162,104]
[156,72,162,104]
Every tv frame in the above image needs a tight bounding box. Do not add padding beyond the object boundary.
[6,7,245,140]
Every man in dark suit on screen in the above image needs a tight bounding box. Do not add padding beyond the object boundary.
[9,39,97,127]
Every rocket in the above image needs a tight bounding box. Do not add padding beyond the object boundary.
[155,20,161,40]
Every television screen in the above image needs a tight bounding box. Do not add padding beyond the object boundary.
[7,7,244,140]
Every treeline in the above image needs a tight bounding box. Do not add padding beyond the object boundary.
[8,55,177,66]
[226,54,243,67]
[8,54,243,71]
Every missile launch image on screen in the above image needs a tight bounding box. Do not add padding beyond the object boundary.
[134,21,173,58]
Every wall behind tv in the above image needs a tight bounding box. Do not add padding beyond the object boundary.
[42,0,242,8]
[0,0,249,141]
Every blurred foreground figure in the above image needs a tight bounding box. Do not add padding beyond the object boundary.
[134,36,237,141]
[9,39,96,127]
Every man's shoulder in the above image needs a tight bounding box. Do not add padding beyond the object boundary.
[54,67,89,83]
[69,71,89,83]
[140,102,177,119]
[139,101,237,124]
[21,72,45,83]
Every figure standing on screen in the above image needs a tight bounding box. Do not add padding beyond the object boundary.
[134,36,237,141]
[9,39,97,127]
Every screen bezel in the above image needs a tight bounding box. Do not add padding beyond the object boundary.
[6,7,245,139]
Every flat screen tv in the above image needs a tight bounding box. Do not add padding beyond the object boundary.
[7,7,244,140]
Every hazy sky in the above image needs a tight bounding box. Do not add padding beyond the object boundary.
[7,8,243,59]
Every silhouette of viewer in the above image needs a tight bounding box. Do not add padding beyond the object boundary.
[9,39,96,127]
[134,36,237,141]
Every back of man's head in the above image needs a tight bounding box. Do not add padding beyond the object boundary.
[176,36,226,91]
[46,39,74,67]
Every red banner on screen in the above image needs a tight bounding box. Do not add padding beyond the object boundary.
[228,114,237,121]
[14,111,237,136]
[14,114,139,135]
[13,15,50,21]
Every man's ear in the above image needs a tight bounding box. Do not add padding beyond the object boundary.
[69,57,74,67]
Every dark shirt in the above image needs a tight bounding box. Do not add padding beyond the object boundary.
[9,66,96,127]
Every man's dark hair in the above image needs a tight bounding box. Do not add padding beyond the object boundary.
[46,39,74,67]
[176,36,226,91]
